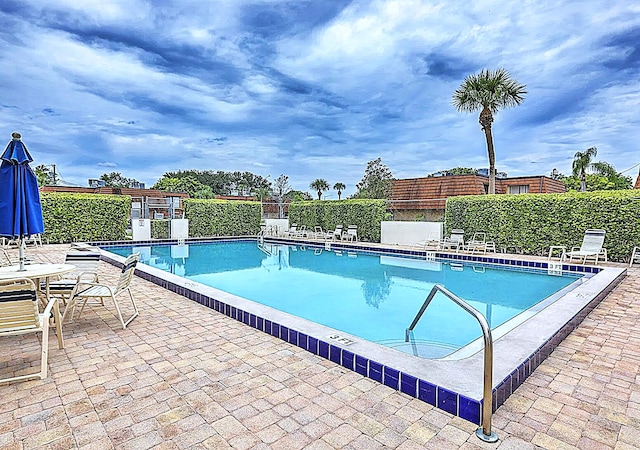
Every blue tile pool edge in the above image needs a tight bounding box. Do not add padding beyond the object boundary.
[97,238,625,427]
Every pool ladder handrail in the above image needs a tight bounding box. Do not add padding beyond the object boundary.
[405,284,498,443]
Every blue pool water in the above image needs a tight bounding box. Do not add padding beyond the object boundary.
[106,241,582,358]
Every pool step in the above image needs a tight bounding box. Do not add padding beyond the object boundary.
[378,339,460,359]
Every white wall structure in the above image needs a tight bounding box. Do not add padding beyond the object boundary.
[380,221,443,246]
[170,219,189,239]
[131,219,151,241]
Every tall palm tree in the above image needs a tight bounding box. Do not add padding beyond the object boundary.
[310,179,330,200]
[333,182,346,200]
[452,68,527,194]
[572,146,597,192]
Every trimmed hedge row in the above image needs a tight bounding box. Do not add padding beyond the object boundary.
[40,192,129,243]
[288,199,387,242]
[151,220,170,239]
[184,199,262,237]
[444,190,640,260]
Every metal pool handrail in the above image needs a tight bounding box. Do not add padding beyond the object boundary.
[405,284,498,443]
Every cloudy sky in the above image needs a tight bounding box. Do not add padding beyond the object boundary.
[1,0,639,197]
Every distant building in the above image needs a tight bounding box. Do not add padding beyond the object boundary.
[390,174,566,221]
[634,169,640,190]
[40,185,188,219]
[87,178,106,188]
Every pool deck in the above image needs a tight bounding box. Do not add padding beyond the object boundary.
[1,243,640,449]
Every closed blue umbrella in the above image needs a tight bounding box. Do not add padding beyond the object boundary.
[0,132,45,271]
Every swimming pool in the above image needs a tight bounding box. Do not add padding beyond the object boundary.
[98,237,625,428]
[107,240,582,358]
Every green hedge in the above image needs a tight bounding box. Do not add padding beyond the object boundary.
[288,199,387,242]
[40,193,129,243]
[151,220,170,239]
[184,199,261,236]
[444,190,640,260]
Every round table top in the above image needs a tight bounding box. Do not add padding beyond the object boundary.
[0,263,76,280]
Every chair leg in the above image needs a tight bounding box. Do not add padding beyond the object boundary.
[62,294,88,322]
[76,296,96,319]
[52,301,64,349]
[40,315,50,379]
[111,289,139,329]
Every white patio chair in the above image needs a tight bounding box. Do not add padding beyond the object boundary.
[439,229,465,252]
[45,249,102,306]
[326,225,343,241]
[24,234,43,247]
[294,225,309,238]
[465,232,488,253]
[565,229,606,265]
[63,253,140,329]
[0,278,63,384]
[283,224,297,238]
[342,225,358,242]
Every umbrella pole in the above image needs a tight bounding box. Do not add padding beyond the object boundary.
[18,238,26,271]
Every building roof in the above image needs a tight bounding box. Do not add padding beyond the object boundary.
[634,169,640,190]
[390,174,566,210]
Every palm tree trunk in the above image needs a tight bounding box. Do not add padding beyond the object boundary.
[580,172,587,192]
[479,107,496,194]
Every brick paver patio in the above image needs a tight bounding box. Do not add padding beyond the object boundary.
[1,244,639,449]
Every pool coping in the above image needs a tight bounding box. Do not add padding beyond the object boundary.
[95,237,626,426]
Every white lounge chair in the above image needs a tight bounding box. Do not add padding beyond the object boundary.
[463,232,486,253]
[283,224,297,238]
[342,225,358,242]
[294,225,308,238]
[464,232,495,253]
[565,229,606,265]
[326,225,343,241]
[24,234,43,247]
[439,229,465,252]
[411,233,440,250]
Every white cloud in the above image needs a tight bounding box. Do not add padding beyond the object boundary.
[1,0,638,193]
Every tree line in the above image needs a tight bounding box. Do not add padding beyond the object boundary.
[32,158,395,211]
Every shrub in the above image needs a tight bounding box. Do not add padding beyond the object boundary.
[444,190,640,260]
[151,220,170,239]
[184,199,261,237]
[40,193,129,243]
[288,199,387,242]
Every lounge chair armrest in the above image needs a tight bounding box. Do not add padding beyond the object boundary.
[42,296,58,318]
[74,281,108,292]
[75,271,99,283]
